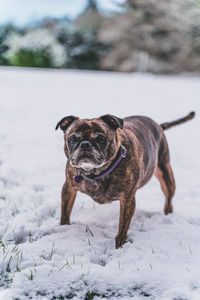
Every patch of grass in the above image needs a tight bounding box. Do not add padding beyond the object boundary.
[0,239,6,253]
[72,254,76,265]
[59,259,70,271]
[14,286,152,300]
[0,272,13,288]
[141,291,151,297]
[28,232,33,243]
[48,241,55,261]
[29,269,33,280]
[16,253,20,272]
[1,240,23,277]
[6,255,13,272]
[86,225,94,237]
[132,285,152,298]
[84,291,102,300]
[51,295,75,300]
[36,292,76,299]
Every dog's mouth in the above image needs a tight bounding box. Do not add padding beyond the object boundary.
[77,152,94,162]
[70,153,105,172]
[69,146,105,172]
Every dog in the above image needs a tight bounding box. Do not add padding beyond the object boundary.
[56,112,195,248]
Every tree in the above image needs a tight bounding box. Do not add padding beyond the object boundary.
[0,24,17,65]
[99,0,200,73]
[56,26,104,70]
[75,0,103,31]
[84,0,98,12]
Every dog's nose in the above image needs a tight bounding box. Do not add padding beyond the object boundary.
[80,141,91,151]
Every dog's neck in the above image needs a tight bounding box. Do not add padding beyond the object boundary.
[74,145,127,183]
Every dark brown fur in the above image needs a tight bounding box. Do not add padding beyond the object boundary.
[56,112,195,248]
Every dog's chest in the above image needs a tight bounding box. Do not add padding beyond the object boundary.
[76,178,122,204]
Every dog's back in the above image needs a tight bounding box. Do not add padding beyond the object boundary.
[124,115,162,144]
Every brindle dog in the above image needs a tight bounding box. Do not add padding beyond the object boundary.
[56,112,195,248]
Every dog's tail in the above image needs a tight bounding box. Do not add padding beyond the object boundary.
[160,111,195,131]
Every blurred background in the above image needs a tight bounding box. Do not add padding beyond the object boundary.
[1,0,200,74]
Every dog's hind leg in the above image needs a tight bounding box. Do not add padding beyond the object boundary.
[155,163,175,214]
[155,136,176,215]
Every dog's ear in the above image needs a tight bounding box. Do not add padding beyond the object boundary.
[55,116,78,132]
[100,114,123,130]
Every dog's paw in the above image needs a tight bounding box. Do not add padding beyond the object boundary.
[115,235,126,249]
[164,205,173,215]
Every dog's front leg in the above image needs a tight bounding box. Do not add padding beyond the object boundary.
[60,181,77,225]
[115,194,136,248]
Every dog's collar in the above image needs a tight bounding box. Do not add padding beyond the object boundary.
[74,145,127,183]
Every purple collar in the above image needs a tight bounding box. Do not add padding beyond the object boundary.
[75,145,127,183]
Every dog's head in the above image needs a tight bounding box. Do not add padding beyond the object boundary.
[56,115,123,173]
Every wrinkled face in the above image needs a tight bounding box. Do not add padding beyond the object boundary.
[56,114,123,173]
[64,120,118,172]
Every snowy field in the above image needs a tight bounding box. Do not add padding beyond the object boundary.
[0,67,200,300]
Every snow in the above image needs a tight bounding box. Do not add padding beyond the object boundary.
[0,67,200,300]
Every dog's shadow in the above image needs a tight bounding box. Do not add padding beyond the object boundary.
[135,209,162,220]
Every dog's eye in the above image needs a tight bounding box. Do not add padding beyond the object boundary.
[96,135,106,144]
[69,136,77,146]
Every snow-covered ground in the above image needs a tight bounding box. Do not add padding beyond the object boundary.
[0,67,200,300]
